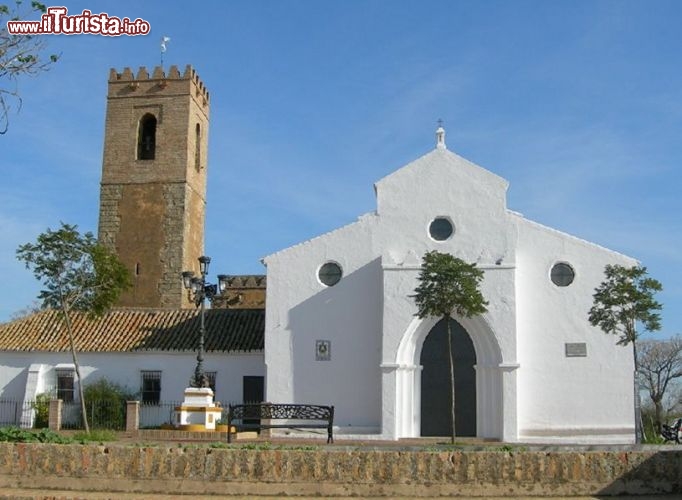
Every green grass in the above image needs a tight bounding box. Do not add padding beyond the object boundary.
[72,429,118,443]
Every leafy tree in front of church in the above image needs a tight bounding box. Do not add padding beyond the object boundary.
[412,251,488,444]
[588,264,663,442]
[0,0,60,134]
[16,222,131,433]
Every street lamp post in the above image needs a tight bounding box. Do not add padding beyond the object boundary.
[182,256,228,389]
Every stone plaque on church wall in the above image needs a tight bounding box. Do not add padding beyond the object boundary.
[565,342,587,357]
[316,340,331,361]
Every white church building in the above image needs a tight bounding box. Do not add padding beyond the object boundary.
[263,127,637,443]
[0,66,637,444]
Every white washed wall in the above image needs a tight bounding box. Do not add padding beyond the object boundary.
[264,216,383,430]
[0,351,264,407]
[265,145,639,443]
[265,148,519,437]
[514,216,637,443]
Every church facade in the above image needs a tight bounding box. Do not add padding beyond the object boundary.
[1,65,638,443]
[263,128,637,443]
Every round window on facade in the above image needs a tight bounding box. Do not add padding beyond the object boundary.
[429,217,454,241]
[551,262,575,287]
[318,262,343,287]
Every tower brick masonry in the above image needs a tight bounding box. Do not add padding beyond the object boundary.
[98,65,210,309]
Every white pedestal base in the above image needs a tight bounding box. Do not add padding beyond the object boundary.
[174,387,222,431]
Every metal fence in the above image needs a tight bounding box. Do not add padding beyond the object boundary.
[139,400,181,429]
[0,398,235,430]
[0,398,49,428]
[0,398,20,426]
[138,401,233,428]
[60,399,128,430]
[0,398,128,430]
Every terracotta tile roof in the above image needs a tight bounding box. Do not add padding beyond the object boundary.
[0,308,264,353]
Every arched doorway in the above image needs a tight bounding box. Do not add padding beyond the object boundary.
[388,312,508,440]
[420,317,476,436]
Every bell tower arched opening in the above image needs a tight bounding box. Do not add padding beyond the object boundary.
[137,113,157,160]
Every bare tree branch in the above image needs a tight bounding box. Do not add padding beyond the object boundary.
[0,1,60,133]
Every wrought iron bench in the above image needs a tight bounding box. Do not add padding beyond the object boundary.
[227,403,334,443]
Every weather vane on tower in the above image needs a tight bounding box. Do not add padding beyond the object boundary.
[160,36,171,65]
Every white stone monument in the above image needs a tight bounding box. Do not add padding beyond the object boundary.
[174,387,222,431]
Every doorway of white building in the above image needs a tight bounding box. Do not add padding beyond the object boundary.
[420,317,477,436]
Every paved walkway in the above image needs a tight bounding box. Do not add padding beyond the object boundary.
[113,430,680,452]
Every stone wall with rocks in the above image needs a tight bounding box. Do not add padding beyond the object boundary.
[0,443,679,497]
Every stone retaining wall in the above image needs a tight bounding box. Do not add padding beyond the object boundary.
[0,443,680,497]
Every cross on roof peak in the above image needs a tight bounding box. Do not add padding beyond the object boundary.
[435,120,446,150]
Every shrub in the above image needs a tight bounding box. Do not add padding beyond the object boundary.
[0,426,72,444]
[83,379,136,430]
[32,393,51,428]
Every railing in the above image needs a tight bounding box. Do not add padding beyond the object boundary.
[139,401,181,429]
[0,398,47,428]
[60,399,128,430]
[0,398,238,430]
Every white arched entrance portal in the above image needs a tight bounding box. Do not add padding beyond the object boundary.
[386,313,513,440]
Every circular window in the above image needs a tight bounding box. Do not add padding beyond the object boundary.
[318,262,342,287]
[429,217,454,241]
[551,262,575,287]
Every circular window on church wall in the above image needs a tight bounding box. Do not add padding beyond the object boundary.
[429,217,454,241]
[551,262,575,287]
[318,261,343,287]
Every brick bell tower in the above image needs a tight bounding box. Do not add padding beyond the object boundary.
[98,65,210,309]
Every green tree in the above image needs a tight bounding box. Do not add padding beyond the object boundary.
[412,251,488,443]
[1,1,60,134]
[588,264,663,442]
[16,222,131,433]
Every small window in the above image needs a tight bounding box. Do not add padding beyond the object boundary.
[56,369,75,402]
[141,370,161,404]
[137,114,157,160]
[194,123,201,171]
[429,217,454,241]
[551,262,575,287]
[318,262,342,287]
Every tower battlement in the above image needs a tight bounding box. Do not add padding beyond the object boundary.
[100,63,210,309]
[108,64,210,105]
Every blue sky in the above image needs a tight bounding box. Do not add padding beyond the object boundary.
[1,0,680,337]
